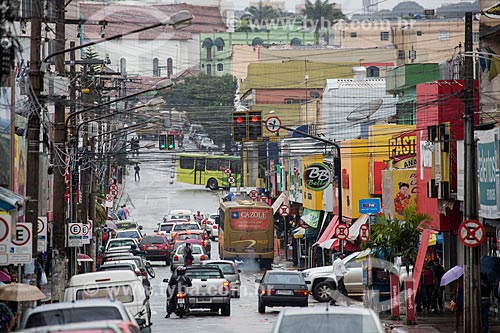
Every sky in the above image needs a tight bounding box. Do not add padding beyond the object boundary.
[233,0,474,16]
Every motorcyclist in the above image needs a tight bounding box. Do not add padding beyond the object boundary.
[165,266,192,318]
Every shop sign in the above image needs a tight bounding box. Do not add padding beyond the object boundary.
[303,162,331,191]
[476,129,500,219]
[389,133,417,168]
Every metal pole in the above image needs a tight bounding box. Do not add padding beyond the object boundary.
[463,12,480,333]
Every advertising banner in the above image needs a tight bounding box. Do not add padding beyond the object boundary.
[381,169,417,221]
[476,129,500,219]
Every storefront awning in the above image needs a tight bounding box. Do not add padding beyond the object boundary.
[347,214,369,242]
[313,215,339,246]
[0,187,24,211]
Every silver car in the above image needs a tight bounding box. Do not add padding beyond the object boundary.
[203,260,241,298]
[170,244,208,271]
[272,306,384,333]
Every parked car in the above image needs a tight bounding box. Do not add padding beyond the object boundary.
[115,229,143,242]
[105,238,140,252]
[98,261,142,280]
[203,213,220,240]
[256,270,309,313]
[271,306,384,333]
[63,271,152,327]
[18,320,143,333]
[101,250,134,264]
[203,260,241,298]
[139,235,172,265]
[170,221,203,237]
[170,244,208,271]
[20,299,148,332]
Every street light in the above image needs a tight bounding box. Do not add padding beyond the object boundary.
[43,10,193,63]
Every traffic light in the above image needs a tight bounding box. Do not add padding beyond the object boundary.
[159,134,167,150]
[232,112,247,142]
[167,134,175,150]
[248,111,262,140]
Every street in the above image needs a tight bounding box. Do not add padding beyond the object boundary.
[123,139,280,332]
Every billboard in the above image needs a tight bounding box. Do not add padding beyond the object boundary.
[476,128,500,219]
[0,87,11,187]
[229,208,270,231]
[382,169,417,221]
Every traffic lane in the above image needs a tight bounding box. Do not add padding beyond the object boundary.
[148,267,279,333]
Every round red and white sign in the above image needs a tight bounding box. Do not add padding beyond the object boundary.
[69,224,82,236]
[0,217,9,243]
[37,218,45,234]
[359,224,370,242]
[224,169,232,176]
[228,176,235,184]
[249,190,259,200]
[11,224,31,246]
[335,224,349,240]
[458,219,485,247]
[279,205,290,217]
[106,194,114,202]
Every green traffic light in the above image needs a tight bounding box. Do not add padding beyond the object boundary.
[168,144,174,149]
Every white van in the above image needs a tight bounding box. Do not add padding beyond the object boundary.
[165,209,193,221]
[63,270,151,327]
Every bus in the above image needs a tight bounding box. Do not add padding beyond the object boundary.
[218,200,274,269]
[175,153,241,190]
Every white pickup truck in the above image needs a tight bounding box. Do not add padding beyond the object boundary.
[184,266,231,316]
[302,251,412,302]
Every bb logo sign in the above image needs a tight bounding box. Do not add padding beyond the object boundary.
[303,163,332,191]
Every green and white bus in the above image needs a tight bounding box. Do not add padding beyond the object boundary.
[175,153,241,190]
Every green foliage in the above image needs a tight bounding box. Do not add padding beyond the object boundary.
[163,74,238,146]
[82,46,101,74]
[361,206,432,264]
[302,0,347,44]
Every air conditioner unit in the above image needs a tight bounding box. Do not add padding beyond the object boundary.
[438,181,449,199]
[428,179,438,198]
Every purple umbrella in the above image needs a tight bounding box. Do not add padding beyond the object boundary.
[440,265,464,286]
[0,271,10,283]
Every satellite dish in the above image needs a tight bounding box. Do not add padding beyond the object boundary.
[310,90,320,99]
[346,98,383,122]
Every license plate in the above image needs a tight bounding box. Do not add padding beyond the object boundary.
[198,297,211,302]
[178,298,185,304]
[276,290,293,295]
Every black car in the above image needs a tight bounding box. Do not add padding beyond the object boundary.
[256,270,309,313]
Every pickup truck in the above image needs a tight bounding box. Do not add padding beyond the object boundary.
[302,251,412,302]
[184,265,231,316]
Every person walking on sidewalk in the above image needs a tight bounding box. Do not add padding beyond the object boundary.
[453,277,464,333]
[421,262,434,314]
[134,163,141,182]
[481,272,492,333]
[431,259,445,312]
[330,253,348,306]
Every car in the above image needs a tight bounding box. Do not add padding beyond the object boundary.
[105,238,140,252]
[170,244,208,271]
[98,261,142,280]
[139,235,172,265]
[165,209,193,222]
[203,260,241,298]
[256,270,309,313]
[170,221,203,237]
[203,213,220,240]
[99,259,152,295]
[106,255,155,280]
[199,138,219,152]
[271,306,385,333]
[19,299,146,331]
[101,250,134,264]
[171,231,210,254]
[115,220,141,230]
[18,320,143,333]
[193,133,209,147]
[115,229,143,242]
[188,124,203,140]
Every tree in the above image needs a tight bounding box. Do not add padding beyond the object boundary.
[302,0,346,44]
[162,74,238,147]
[238,1,281,31]
[361,206,432,264]
[82,46,101,74]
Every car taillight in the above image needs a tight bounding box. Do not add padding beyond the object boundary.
[294,290,308,296]
[202,221,206,224]
[213,225,218,229]
[173,255,179,260]
[200,254,205,260]
[135,269,141,276]
[176,293,185,298]
[141,270,147,277]
[261,289,275,295]
[223,281,230,291]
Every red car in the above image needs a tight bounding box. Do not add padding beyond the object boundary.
[139,234,172,265]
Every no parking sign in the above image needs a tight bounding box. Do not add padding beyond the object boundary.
[68,223,83,247]
[9,223,32,264]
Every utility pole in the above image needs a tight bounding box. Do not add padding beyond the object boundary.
[463,12,481,333]
[27,0,42,260]
[52,0,68,302]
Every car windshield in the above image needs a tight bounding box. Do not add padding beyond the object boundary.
[108,240,135,248]
[160,224,173,232]
[98,265,135,272]
[76,285,134,304]
[24,307,124,328]
[177,233,201,241]
[176,246,202,255]
[277,313,380,333]
[115,221,137,229]
[110,258,143,268]
[141,236,165,245]
[116,231,139,238]
[211,263,235,274]
[266,273,304,284]
[170,215,191,220]
[174,224,199,231]
[186,269,222,279]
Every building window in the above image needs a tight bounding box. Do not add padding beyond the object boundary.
[284,98,307,104]
[120,58,126,75]
[167,58,173,78]
[217,63,223,72]
[473,32,479,43]
[206,64,212,75]
[380,32,389,41]
[214,37,225,51]
[217,45,223,51]
[290,37,302,46]
[366,66,380,78]
[153,58,159,77]
[350,32,357,38]
[438,31,450,41]
[416,31,422,36]
[206,47,212,61]
[398,50,405,60]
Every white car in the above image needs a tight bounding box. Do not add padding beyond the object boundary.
[203,214,220,240]
[165,209,193,221]
[170,244,208,271]
[105,237,139,252]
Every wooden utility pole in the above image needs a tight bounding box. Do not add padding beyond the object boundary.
[26,0,42,259]
[463,12,481,333]
[51,0,68,302]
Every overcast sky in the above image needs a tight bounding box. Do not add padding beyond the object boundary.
[234,0,474,16]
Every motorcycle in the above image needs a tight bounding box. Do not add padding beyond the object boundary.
[175,292,189,318]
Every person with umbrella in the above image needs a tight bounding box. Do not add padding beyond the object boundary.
[183,243,194,266]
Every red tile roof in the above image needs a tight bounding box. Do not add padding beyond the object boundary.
[79,2,227,40]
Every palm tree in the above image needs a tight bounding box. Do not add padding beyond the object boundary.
[302,0,346,44]
[240,1,280,31]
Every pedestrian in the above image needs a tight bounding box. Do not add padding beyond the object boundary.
[134,163,141,182]
[117,205,126,220]
[36,256,44,290]
[421,262,434,314]
[183,243,194,266]
[452,277,464,333]
[194,211,203,224]
[0,302,18,333]
[431,259,445,312]
[122,204,130,219]
[102,227,109,247]
[481,272,491,333]
[330,252,348,306]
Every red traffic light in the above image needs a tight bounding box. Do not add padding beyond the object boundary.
[251,115,259,122]
[236,117,244,124]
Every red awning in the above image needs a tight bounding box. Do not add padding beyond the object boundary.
[313,216,339,246]
[331,239,361,252]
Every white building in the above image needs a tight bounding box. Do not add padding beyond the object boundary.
[320,67,397,141]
